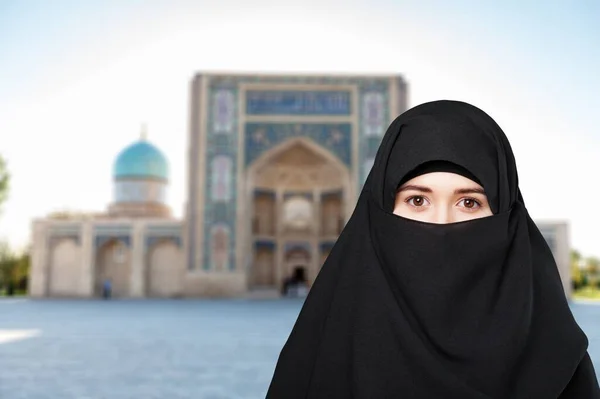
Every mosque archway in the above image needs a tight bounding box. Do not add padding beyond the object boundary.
[95,239,132,298]
[48,238,82,296]
[244,137,351,292]
[146,239,184,298]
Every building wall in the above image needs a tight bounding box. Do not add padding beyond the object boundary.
[29,218,185,298]
[538,221,571,297]
[147,240,184,297]
[186,72,409,278]
[48,238,82,296]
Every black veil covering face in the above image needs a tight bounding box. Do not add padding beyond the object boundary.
[266,100,600,398]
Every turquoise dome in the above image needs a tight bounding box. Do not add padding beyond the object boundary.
[113,140,168,181]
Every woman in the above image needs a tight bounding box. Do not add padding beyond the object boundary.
[266,100,600,398]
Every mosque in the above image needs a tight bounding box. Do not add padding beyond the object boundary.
[28,72,573,299]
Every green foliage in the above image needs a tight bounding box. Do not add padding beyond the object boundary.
[571,250,584,289]
[587,257,600,272]
[573,286,600,300]
[571,249,600,299]
[0,242,30,296]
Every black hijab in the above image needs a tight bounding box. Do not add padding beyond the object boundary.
[266,100,600,398]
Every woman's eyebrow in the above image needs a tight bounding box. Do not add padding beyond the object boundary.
[397,186,486,195]
[397,185,432,193]
[454,188,486,195]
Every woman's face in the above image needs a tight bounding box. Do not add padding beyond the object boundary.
[393,172,493,224]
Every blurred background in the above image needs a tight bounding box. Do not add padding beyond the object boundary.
[0,1,599,398]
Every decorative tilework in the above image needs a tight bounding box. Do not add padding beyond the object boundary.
[203,87,239,272]
[319,241,336,252]
[145,235,182,250]
[212,90,235,133]
[253,189,276,197]
[244,123,352,167]
[362,92,386,136]
[255,240,276,250]
[321,189,343,200]
[358,86,390,187]
[95,235,131,249]
[49,225,82,246]
[145,225,182,235]
[246,90,352,115]
[284,241,311,253]
[49,235,80,247]
[94,225,132,235]
[210,155,233,202]
[209,224,230,272]
[49,224,81,235]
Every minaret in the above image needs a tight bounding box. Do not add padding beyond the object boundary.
[140,123,148,141]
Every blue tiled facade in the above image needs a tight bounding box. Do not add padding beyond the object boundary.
[202,84,239,272]
[199,74,404,272]
[246,90,352,115]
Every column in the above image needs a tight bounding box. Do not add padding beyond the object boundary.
[129,221,146,297]
[311,189,321,283]
[274,187,284,288]
[79,221,95,297]
[29,221,49,297]
[344,180,353,223]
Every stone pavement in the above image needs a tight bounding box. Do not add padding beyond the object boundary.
[0,299,302,399]
[1,299,600,399]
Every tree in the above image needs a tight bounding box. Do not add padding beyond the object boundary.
[0,241,17,295]
[571,250,581,263]
[0,242,29,296]
[0,154,9,213]
[14,249,30,291]
[588,257,600,289]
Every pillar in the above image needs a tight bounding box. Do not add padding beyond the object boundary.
[79,220,95,297]
[275,187,284,288]
[311,188,321,283]
[29,220,49,297]
[129,221,146,297]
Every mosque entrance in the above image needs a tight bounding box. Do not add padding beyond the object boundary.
[245,137,351,293]
[95,239,131,298]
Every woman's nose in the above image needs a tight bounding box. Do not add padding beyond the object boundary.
[433,206,454,224]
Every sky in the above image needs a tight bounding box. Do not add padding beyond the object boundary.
[0,0,599,256]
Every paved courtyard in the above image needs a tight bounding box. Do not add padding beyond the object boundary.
[1,299,600,399]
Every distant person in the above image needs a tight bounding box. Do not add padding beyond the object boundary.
[267,101,600,397]
[281,275,293,296]
[102,278,112,299]
[282,267,309,298]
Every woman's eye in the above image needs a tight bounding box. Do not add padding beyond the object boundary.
[406,196,429,207]
[457,198,481,210]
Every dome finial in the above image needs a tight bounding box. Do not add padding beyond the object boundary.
[140,123,148,141]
